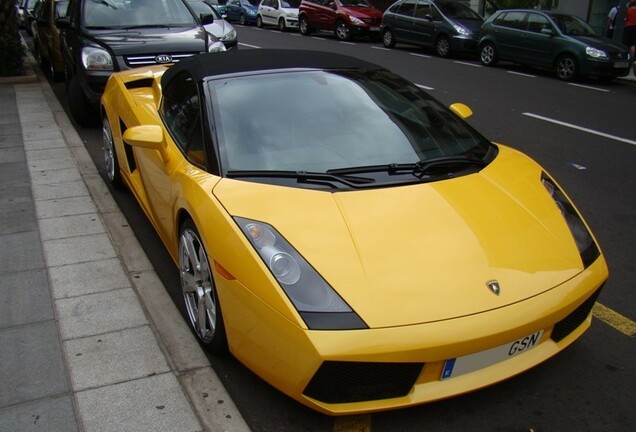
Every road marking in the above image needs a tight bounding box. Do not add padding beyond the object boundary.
[416,83,435,90]
[410,52,432,59]
[312,36,327,41]
[568,83,610,92]
[334,415,372,432]
[238,42,261,49]
[371,46,390,51]
[522,113,636,146]
[507,71,536,78]
[593,303,636,337]
[340,41,356,45]
[454,61,482,67]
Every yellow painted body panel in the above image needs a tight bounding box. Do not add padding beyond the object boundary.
[100,65,609,415]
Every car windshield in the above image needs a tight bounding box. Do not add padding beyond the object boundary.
[282,0,300,7]
[340,0,372,7]
[208,69,491,177]
[435,1,482,20]
[83,0,197,28]
[550,13,597,36]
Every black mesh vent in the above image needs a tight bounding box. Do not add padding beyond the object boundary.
[552,287,602,342]
[303,361,423,404]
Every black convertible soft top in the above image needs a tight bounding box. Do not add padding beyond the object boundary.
[161,49,382,86]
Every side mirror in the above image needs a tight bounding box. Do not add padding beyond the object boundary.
[424,14,433,22]
[201,13,214,26]
[123,125,171,162]
[540,27,554,36]
[449,103,473,119]
[328,2,336,10]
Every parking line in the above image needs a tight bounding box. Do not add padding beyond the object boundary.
[334,415,372,432]
[523,112,636,146]
[410,53,432,59]
[454,61,482,67]
[507,71,536,78]
[593,303,636,337]
[568,83,610,92]
[340,41,356,45]
[238,42,261,49]
[371,46,390,51]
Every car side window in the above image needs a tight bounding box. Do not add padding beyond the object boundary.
[494,11,526,30]
[526,13,550,33]
[161,72,206,167]
[396,0,416,17]
[414,0,430,19]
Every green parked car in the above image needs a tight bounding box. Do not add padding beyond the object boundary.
[479,9,632,81]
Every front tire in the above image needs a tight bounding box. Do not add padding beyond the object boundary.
[480,42,498,66]
[299,15,312,35]
[382,28,396,48]
[179,219,228,353]
[256,15,263,27]
[239,13,247,26]
[102,116,124,189]
[334,20,350,41]
[555,55,577,81]
[435,35,451,57]
[278,17,286,32]
[67,72,98,127]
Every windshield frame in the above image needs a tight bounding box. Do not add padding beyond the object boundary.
[82,0,198,29]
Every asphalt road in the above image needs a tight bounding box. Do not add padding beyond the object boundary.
[34,25,636,432]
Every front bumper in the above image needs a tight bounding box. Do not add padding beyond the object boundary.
[579,57,632,78]
[450,35,479,54]
[221,254,608,415]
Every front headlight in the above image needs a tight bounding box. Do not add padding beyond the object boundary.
[220,29,237,42]
[349,15,364,26]
[586,46,608,59]
[81,46,113,71]
[453,24,470,36]
[247,9,256,15]
[541,173,599,267]
[208,41,227,53]
[236,217,367,330]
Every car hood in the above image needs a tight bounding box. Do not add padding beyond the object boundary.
[341,6,383,19]
[570,35,629,53]
[213,146,585,328]
[85,26,207,55]
[453,17,484,33]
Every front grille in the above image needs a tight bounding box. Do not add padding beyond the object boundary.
[124,52,198,67]
[551,287,602,342]
[303,361,423,404]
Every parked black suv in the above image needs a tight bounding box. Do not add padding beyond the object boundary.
[57,0,225,126]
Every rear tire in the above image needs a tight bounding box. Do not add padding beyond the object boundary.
[102,116,124,190]
[239,13,247,25]
[256,15,263,27]
[278,17,286,32]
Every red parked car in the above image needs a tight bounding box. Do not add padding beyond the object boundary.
[298,0,383,41]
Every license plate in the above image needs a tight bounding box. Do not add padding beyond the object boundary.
[370,27,380,32]
[441,330,544,380]
[614,61,629,68]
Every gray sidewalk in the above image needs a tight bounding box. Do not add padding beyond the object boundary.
[0,56,249,431]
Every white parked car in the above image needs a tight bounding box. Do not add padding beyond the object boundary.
[257,0,300,31]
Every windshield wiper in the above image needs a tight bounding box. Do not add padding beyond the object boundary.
[327,155,487,179]
[226,170,375,188]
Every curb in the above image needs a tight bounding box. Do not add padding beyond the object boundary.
[21,43,250,432]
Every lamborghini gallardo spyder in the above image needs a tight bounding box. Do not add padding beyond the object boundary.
[100,49,609,415]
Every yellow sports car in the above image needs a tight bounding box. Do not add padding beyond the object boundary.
[100,49,608,415]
